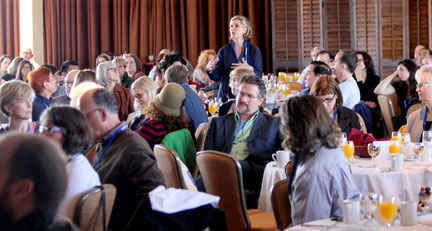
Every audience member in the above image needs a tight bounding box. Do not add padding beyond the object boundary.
[280,95,358,225]
[0,133,67,230]
[316,50,334,66]
[414,45,426,65]
[123,53,144,80]
[207,15,263,102]
[60,60,79,78]
[148,49,171,82]
[204,75,281,206]
[407,65,432,142]
[194,49,217,89]
[21,48,40,68]
[0,80,37,133]
[113,57,134,88]
[219,67,254,116]
[16,59,34,82]
[127,76,158,131]
[72,69,96,89]
[165,64,208,131]
[374,59,420,130]
[333,50,361,109]
[102,51,115,60]
[96,61,134,121]
[423,55,432,65]
[417,48,431,65]
[354,51,380,108]
[297,47,324,84]
[28,66,57,121]
[78,88,165,230]
[1,57,23,82]
[69,81,102,108]
[300,61,332,95]
[95,54,109,67]
[310,75,361,136]
[0,55,12,76]
[40,105,100,219]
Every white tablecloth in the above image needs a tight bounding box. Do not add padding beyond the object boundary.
[286,218,432,230]
[258,158,432,211]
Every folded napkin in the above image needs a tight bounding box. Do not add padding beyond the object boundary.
[419,214,432,226]
[149,185,220,214]
[348,128,376,146]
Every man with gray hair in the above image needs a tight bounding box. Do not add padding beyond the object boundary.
[297,46,325,83]
[165,64,208,131]
[204,74,282,207]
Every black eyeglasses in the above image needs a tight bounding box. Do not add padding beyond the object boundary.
[319,94,336,104]
[38,125,64,134]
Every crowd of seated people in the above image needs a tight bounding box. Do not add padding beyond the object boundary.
[1,39,432,230]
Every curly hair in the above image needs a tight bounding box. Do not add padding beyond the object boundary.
[280,95,341,164]
[145,102,190,133]
[196,49,217,71]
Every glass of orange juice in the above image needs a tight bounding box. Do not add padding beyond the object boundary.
[391,132,402,143]
[343,140,355,162]
[208,100,217,116]
[389,140,401,154]
[278,72,284,81]
[283,84,290,95]
[379,195,397,230]
[294,72,300,81]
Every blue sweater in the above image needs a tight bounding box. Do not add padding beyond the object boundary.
[32,93,52,122]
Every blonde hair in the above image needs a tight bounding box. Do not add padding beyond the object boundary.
[73,69,96,89]
[69,82,103,108]
[0,80,34,117]
[112,57,126,67]
[230,15,252,40]
[131,76,158,116]
[228,67,254,89]
[196,49,217,71]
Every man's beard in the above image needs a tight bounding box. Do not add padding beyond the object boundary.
[236,102,250,114]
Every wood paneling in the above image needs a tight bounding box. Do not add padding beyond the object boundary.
[302,0,322,63]
[355,0,378,60]
[326,0,351,51]
[408,0,429,58]
[380,0,404,60]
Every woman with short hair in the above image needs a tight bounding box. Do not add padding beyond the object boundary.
[280,95,358,225]
[310,75,361,136]
[96,61,134,121]
[40,105,100,219]
[127,76,158,131]
[0,80,37,133]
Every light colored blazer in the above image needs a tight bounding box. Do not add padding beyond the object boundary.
[406,106,427,142]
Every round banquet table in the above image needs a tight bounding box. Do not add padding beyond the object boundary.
[258,158,432,211]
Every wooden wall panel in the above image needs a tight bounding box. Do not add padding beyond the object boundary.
[355,0,378,60]
[408,0,429,58]
[326,0,351,52]
[302,0,322,63]
[381,0,404,60]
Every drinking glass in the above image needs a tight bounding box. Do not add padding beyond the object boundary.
[368,143,381,167]
[341,132,347,145]
[208,100,217,116]
[391,132,402,143]
[360,193,379,229]
[283,84,290,95]
[343,141,355,162]
[401,133,411,156]
[413,142,425,159]
[389,140,401,154]
[379,195,397,230]
[423,131,432,142]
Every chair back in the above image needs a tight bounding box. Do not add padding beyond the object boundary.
[161,128,197,168]
[285,160,294,178]
[195,122,209,151]
[154,144,187,189]
[388,93,401,116]
[378,95,395,135]
[407,103,425,117]
[356,113,367,133]
[73,184,116,231]
[287,82,302,91]
[196,150,250,231]
[271,179,291,230]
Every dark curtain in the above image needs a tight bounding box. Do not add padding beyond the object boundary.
[0,0,20,57]
[43,0,272,73]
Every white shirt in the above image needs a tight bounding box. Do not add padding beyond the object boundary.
[339,76,360,109]
[58,154,101,219]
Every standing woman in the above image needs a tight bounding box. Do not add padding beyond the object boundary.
[194,49,217,89]
[207,15,263,102]
[123,53,145,80]
[374,59,420,129]
[0,80,37,133]
[127,76,158,131]
[96,61,134,121]
[16,59,34,82]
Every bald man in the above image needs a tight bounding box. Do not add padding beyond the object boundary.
[78,88,164,230]
[21,48,40,68]
[0,133,67,230]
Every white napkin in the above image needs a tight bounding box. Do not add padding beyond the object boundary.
[418,214,432,226]
[149,185,220,214]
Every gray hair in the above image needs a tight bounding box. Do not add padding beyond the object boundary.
[165,64,189,84]
[96,61,120,87]
[310,47,324,60]
[416,64,432,83]
[239,74,266,98]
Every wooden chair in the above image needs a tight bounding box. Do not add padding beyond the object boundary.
[196,150,276,231]
[407,103,425,117]
[194,122,209,152]
[356,113,367,133]
[398,124,407,133]
[73,184,116,231]
[388,93,401,116]
[378,95,396,136]
[271,179,291,230]
[154,144,187,189]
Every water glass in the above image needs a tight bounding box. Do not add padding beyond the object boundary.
[360,193,379,228]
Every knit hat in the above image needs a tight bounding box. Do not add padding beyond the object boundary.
[153,83,186,116]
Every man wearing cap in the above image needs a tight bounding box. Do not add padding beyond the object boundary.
[204,74,282,207]
[78,88,164,231]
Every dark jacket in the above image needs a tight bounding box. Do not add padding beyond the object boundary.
[209,42,263,102]
[121,73,135,89]
[95,128,165,231]
[113,84,135,122]
[32,93,52,122]
[337,106,361,136]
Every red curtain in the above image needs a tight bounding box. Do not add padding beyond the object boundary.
[0,0,20,57]
[43,0,272,73]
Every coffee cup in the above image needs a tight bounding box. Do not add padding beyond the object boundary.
[400,201,417,226]
[390,154,403,171]
[272,151,290,168]
[343,199,360,225]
